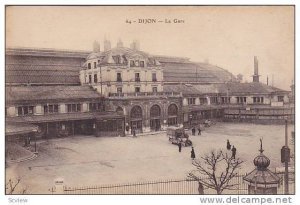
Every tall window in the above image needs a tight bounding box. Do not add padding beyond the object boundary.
[117,87,122,93]
[135,73,140,82]
[117,73,122,82]
[44,104,59,114]
[18,106,34,116]
[94,62,97,69]
[152,73,157,82]
[94,74,98,83]
[210,97,218,104]
[221,97,230,104]
[140,61,144,67]
[152,87,157,93]
[89,75,92,83]
[236,97,247,104]
[135,87,140,93]
[67,104,81,113]
[88,63,91,69]
[188,98,196,105]
[130,60,135,67]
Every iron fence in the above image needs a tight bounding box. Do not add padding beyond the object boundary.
[59,171,294,195]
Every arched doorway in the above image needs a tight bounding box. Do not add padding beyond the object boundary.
[168,104,178,126]
[150,105,161,131]
[130,105,143,133]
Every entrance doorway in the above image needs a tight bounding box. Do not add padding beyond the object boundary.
[130,105,143,133]
[167,104,179,126]
[150,105,161,131]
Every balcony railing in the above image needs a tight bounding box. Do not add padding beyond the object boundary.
[135,77,141,82]
[116,77,122,82]
[108,92,181,98]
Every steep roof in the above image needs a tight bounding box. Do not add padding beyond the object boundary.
[6,64,80,85]
[6,47,89,58]
[6,85,102,104]
[162,62,236,83]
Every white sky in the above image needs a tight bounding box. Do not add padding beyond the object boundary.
[6,6,294,90]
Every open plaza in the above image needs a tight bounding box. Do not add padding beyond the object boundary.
[6,122,294,194]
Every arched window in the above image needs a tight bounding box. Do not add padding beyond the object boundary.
[150,105,161,118]
[168,104,178,116]
[130,106,142,119]
[88,63,91,69]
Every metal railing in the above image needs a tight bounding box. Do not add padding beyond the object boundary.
[60,172,294,195]
[108,92,182,98]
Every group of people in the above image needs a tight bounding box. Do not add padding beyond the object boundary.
[191,127,201,136]
[227,139,237,159]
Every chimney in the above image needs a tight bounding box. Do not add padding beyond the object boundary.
[130,40,140,50]
[104,39,111,51]
[93,41,100,52]
[117,39,124,48]
[252,56,260,83]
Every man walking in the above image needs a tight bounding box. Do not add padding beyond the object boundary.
[226,139,231,150]
[231,145,237,159]
[191,147,196,160]
[178,142,182,152]
[198,127,202,135]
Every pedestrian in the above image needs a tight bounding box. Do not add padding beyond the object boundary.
[198,182,204,195]
[132,128,136,137]
[178,142,182,153]
[231,145,237,159]
[226,139,231,150]
[198,127,202,135]
[192,127,196,136]
[191,147,196,160]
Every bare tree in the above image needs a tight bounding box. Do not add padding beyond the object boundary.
[6,178,27,194]
[187,150,243,194]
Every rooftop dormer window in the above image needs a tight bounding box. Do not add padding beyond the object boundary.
[140,61,144,67]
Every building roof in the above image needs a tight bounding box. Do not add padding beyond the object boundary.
[6,47,237,85]
[5,121,38,136]
[6,47,90,58]
[86,47,160,66]
[221,82,289,95]
[6,85,103,104]
[162,62,236,83]
[6,64,81,85]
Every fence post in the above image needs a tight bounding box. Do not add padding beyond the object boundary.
[54,177,64,194]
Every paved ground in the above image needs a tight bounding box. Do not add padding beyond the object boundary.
[5,122,294,194]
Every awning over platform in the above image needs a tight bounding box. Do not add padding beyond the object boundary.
[6,112,124,124]
[5,121,38,136]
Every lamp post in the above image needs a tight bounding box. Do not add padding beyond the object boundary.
[281,119,290,194]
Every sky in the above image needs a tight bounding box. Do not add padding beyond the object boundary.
[6,6,294,90]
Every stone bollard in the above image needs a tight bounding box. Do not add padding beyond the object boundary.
[54,177,64,194]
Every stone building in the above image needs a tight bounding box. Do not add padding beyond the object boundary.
[80,44,182,133]
[6,86,125,138]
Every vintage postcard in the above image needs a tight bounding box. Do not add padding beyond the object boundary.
[5,5,295,198]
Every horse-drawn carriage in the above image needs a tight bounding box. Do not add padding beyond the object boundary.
[167,126,192,147]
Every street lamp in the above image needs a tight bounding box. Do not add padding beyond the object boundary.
[281,119,290,194]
